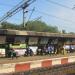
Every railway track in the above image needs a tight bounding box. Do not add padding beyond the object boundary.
[1,62,75,75]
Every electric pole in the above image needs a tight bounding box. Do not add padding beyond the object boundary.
[0,0,36,28]
[22,7,28,28]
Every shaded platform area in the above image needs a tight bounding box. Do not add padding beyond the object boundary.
[0,52,75,64]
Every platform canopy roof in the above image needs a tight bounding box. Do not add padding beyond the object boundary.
[0,29,75,38]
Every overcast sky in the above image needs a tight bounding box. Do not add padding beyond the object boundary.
[0,0,75,32]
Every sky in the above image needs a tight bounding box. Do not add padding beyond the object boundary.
[0,0,75,32]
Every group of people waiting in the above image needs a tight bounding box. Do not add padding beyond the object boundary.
[8,44,74,58]
[37,45,55,55]
[8,45,55,58]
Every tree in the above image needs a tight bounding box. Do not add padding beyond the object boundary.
[25,20,59,33]
[1,22,19,29]
[1,20,59,33]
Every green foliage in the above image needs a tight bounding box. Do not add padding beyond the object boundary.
[25,20,59,33]
[1,20,59,33]
[1,22,19,29]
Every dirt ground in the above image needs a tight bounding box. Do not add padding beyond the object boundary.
[0,53,75,64]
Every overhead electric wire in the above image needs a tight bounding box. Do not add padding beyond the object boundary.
[22,7,35,27]
[1,8,22,22]
[1,8,35,23]
[0,0,26,23]
[35,9,75,24]
[34,16,42,21]
[1,0,75,25]
[28,8,35,21]
[0,0,36,23]
[46,0,73,10]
